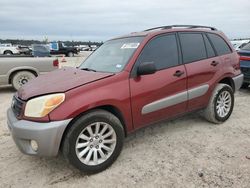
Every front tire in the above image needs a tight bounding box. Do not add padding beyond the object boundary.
[11,71,36,90]
[62,110,124,174]
[203,84,234,124]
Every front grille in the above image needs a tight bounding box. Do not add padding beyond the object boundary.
[12,95,24,117]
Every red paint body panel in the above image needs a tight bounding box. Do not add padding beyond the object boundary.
[18,67,113,100]
[130,65,187,129]
[49,72,134,132]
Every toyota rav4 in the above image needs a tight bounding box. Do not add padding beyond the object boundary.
[7,25,243,173]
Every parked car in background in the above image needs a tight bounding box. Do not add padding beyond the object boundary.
[90,45,98,51]
[31,44,50,57]
[7,25,242,174]
[238,42,250,88]
[0,43,12,47]
[0,44,20,55]
[0,57,59,90]
[231,40,250,51]
[49,41,78,57]
[18,45,32,55]
[79,45,91,51]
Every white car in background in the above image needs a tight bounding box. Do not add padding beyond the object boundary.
[0,43,20,55]
[230,40,250,51]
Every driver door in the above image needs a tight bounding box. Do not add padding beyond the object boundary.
[129,34,188,129]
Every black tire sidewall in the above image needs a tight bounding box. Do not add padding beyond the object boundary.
[213,85,234,122]
[64,110,124,173]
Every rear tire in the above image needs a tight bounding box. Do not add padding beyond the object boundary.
[62,110,124,174]
[203,84,234,124]
[11,71,36,90]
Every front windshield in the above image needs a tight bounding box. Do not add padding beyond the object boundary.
[241,42,250,51]
[79,37,144,73]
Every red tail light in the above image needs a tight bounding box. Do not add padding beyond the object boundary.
[53,59,59,67]
[240,56,250,61]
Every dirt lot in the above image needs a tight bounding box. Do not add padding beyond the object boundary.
[0,60,250,187]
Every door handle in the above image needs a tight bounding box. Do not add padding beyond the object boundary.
[211,61,219,66]
[173,70,184,77]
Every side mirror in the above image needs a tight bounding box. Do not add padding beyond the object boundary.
[137,62,156,76]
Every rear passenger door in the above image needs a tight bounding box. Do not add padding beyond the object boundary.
[178,32,221,111]
[130,34,187,129]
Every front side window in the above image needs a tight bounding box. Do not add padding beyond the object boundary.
[79,37,144,73]
[179,33,207,64]
[137,34,179,70]
[207,33,231,55]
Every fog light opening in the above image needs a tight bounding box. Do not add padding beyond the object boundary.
[30,140,38,151]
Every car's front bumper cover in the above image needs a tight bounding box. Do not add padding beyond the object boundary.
[7,108,72,157]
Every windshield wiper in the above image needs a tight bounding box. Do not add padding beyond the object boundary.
[81,68,97,72]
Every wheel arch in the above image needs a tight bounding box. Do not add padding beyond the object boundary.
[8,68,38,84]
[218,77,235,92]
[3,50,13,54]
[60,105,128,150]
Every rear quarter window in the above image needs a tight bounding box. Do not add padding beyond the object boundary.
[207,33,232,56]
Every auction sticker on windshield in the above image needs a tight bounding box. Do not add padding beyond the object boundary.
[121,43,140,49]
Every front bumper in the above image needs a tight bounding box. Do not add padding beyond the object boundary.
[233,74,244,90]
[7,108,72,157]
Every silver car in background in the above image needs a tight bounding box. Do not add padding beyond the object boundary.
[0,57,59,90]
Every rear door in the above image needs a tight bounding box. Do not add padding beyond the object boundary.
[130,34,188,129]
[207,33,236,70]
[178,32,221,111]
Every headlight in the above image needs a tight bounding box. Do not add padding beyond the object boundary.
[24,93,65,118]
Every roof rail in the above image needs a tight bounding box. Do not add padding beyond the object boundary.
[144,25,217,31]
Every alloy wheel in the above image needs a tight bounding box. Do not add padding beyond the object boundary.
[216,90,232,118]
[75,122,117,166]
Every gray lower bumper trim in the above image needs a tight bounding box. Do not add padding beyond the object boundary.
[7,108,72,157]
[233,74,244,91]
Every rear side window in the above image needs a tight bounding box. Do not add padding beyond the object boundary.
[207,33,231,55]
[203,34,216,58]
[179,33,207,63]
[137,34,179,70]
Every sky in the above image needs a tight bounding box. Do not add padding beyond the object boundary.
[0,0,249,42]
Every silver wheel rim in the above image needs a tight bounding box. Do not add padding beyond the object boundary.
[18,75,30,86]
[75,122,117,166]
[216,90,232,118]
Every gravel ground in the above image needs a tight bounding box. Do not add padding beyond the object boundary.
[0,62,249,187]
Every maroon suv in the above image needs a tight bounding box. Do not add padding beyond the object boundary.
[7,25,243,173]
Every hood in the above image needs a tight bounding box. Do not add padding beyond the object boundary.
[18,67,114,100]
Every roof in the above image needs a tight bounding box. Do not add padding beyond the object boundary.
[111,25,219,40]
